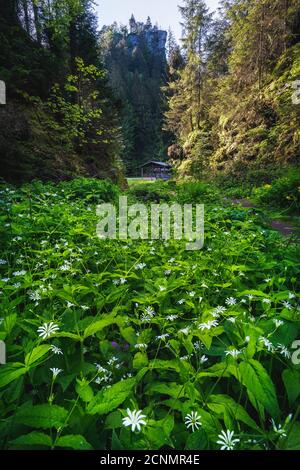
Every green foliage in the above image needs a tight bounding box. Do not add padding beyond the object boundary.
[0,0,123,184]
[99,18,169,174]
[15,404,68,429]
[129,180,176,203]
[0,179,299,450]
[177,181,220,204]
[253,170,300,213]
[164,0,300,179]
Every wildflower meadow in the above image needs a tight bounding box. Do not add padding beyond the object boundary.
[0,179,299,451]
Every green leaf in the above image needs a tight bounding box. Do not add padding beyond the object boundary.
[281,423,300,450]
[87,378,136,415]
[10,432,52,448]
[56,332,82,341]
[25,345,51,368]
[207,395,259,431]
[111,430,124,450]
[75,380,94,403]
[148,359,181,373]
[197,362,232,378]
[120,327,137,345]
[16,404,68,429]
[282,369,300,405]
[133,352,148,369]
[240,290,266,297]
[0,363,27,388]
[145,382,185,399]
[83,313,119,339]
[105,411,122,429]
[56,435,93,450]
[185,428,208,450]
[235,360,279,418]
[198,409,222,439]
[145,415,174,449]
[3,314,17,334]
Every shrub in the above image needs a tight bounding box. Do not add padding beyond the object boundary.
[177,181,220,204]
[129,180,175,203]
[253,169,300,212]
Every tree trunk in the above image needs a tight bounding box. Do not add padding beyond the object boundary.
[32,1,42,44]
[22,0,30,34]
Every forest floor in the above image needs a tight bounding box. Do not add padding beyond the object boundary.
[230,198,300,243]
[0,178,299,451]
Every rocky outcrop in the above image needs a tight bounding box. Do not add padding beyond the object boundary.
[127,29,167,56]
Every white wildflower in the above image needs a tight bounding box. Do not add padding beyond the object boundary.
[180,355,189,361]
[199,320,219,331]
[122,409,146,432]
[213,306,226,315]
[166,314,178,321]
[277,344,290,359]
[225,297,237,306]
[50,345,63,355]
[141,306,156,323]
[282,301,292,310]
[50,368,62,379]
[179,327,190,335]
[217,430,240,450]
[259,336,275,352]
[225,349,241,358]
[60,262,71,271]
[135,343,148,350]
[135,263,146,270]
[12,270,26,276]
[271,419,287,438]
[29,291,41,301]
[227,317,237,324]
[37,322,59,339]
[185,412,202,432]
[156,334,170,341]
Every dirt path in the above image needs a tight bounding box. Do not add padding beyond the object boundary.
[230,198,300,243]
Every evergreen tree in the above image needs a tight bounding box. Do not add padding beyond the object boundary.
[0,0,123,183]
[100,17,169,175]
[164,0,300,178]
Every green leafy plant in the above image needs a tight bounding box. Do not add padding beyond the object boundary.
[0,179,299,451]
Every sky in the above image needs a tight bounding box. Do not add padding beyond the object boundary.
[95,0,220,41]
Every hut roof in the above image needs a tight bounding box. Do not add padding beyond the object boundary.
[140,161,171,168]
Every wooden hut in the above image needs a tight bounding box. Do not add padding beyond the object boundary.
[140,161,172,180]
